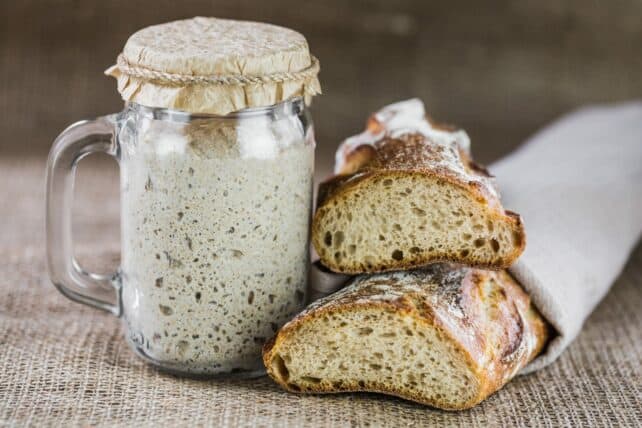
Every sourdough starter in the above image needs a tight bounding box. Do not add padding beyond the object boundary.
[120,114,313,375]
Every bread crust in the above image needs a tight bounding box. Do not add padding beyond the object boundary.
[313,133,526,273]
[263,265,549,410]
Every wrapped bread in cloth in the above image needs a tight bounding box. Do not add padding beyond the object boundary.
[312,99,525,274]
[263,264,549,410]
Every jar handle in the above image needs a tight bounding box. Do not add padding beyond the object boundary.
[45,114,122,316]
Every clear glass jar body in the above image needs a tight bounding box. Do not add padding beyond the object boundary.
[120,99,314,376]
[46,98,314,377]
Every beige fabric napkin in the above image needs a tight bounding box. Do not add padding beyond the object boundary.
[491,101,642,372]
[310,101,642,372]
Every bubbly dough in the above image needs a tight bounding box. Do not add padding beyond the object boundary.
[120,113,313,375]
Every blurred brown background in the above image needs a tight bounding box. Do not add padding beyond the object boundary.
[1,0,641,176]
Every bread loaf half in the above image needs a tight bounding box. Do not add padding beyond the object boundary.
[312,99,526,274]
[263,264,549,410]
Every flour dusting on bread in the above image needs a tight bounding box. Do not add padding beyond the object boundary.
[263,264,548,410]
[334,99,471,174]
[313,100,525,274]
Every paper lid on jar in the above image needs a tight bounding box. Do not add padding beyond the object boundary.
[105,17,321,115]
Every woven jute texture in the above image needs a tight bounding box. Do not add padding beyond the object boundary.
[1,157,640,427]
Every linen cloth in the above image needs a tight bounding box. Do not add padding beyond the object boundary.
[311,101,642,373]
[491,102,642,371]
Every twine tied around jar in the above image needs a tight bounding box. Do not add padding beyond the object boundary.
[115,53,320,87]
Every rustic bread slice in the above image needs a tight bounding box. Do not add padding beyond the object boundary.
[263,264,549,410]
[312,99,525,274]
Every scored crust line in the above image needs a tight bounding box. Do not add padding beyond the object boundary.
[115,53,320,86]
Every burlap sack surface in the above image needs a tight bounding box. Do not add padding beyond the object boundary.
[0,157,640,427]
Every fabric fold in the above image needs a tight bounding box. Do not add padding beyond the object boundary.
[491,101,642,372]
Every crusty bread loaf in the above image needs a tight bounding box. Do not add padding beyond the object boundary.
[263,264,549,410]
[312,99,526,274]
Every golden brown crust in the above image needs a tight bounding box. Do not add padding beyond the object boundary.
[263,265,549,410]
[333,133,501,207]
[335,144,377,176]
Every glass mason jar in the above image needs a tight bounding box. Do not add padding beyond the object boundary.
[46,98,314,377]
